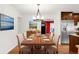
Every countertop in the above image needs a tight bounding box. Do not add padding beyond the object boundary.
[70,34,79,37]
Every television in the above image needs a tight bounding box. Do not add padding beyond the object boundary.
[0,14,14,30]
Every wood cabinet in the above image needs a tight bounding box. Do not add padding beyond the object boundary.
[69,35,79,53]
[61,12,73,20]
[73,13,79,25]
[61,12,79,25]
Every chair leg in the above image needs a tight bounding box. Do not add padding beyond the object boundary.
[54,51,58,54]
[21,51,23,54]
[56,51,58,54]
[19,51,21,54]
[19,50,23,54]
[46,51,49,54]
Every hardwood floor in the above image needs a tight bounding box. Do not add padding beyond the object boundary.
[9,46,20,54]
[58,45,69,54]
[9,45,69,54]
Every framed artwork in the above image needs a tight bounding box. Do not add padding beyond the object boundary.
[29,21,37,29]
[0,14,14,30]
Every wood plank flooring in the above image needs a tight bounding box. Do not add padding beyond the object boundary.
[9,45,69,54]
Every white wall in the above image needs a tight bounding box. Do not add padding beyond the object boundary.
[0,5,20,53]
[18,15,31,33]
[53,12,61,44]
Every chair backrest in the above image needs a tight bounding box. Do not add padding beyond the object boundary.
[57,35,60,49]
[53,35,60,49]
[22,33,26,40]
[16,35,21,52]
[27,31,36,38]
[49,32,54,40]
[18,34,25,42]
[16,34,25,51]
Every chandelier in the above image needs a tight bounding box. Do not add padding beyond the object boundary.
[33,4,44,21]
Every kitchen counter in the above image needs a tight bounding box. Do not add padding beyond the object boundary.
[70,34,79,37]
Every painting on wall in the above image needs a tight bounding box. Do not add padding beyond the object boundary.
[0,14,14,30]
[29,21,37,30]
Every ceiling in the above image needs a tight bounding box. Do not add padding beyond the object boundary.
[12,4,79,15]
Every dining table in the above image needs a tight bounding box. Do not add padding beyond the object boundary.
[21,35,55,53]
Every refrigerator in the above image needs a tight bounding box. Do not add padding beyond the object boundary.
[61,20,75,44]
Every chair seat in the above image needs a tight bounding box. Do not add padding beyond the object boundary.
[52,45,57,48]
[46,46,57,54]
[46,35,60,54]
[21,45,25,48]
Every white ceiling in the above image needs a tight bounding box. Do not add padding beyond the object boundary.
[12,4,79,15]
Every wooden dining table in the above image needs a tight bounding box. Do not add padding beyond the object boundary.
[21,36,54,45]
[21,35,55,53]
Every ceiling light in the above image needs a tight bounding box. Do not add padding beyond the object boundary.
[33,4,44,21]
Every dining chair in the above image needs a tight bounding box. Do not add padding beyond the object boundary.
[46,35,60,54]
[41,34,51,54]
[32,36,45,54]
[16,34,31,54]
[23,32,27,40]
[32,45,45,54]
[49,32,54,40]
[23,33,33,52]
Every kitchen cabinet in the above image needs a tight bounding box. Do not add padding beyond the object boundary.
[61,12,73,20]
[61,12,79,25]
[73,13,79,25]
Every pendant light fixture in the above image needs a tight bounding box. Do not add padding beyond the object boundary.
[33,4,44,21]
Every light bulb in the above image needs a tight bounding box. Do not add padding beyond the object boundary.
[37,15,40,19]
[41,16,44,19]
[33,16,36,19]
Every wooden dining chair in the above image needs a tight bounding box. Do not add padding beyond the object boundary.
[23,33,33,53]
[22,33,26,40]
[49,32,54,40]
[16,34,31,54]
[32,37,45,54]
[46,35,60,54]
[32,45,44,54]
